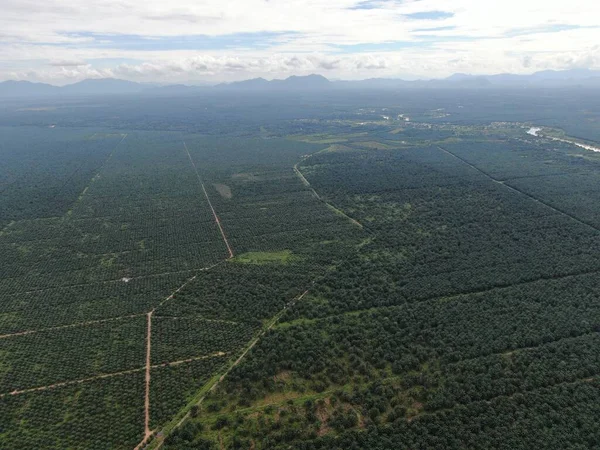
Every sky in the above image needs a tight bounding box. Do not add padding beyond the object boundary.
[0,0,599,85]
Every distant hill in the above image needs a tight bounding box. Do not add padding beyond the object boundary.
[60,78,146,95]
[0,78,147,98]
[218,74,331,90]
[0,80,59,97]
[443,69,600,87]
[337,70,599,90]
[275,74,331,89]
[217,77,271,90]
[336,75,492,90]
[1,69,599,98]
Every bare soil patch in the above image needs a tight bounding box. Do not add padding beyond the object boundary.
[213,183,233,199]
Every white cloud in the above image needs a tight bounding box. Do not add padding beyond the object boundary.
[48,59,88,67]
[0,0,599,83]
[5,54,395,84]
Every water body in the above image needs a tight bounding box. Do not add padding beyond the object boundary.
[551,136,600,153]
[527,127,600,153]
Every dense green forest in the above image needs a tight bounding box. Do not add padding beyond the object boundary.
[2,94,600,449]
[161,121,600,449]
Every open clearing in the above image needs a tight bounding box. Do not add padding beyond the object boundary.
[213,183,233,199]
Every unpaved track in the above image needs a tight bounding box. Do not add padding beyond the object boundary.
[150,289,312,450]
[134,269,206,450]
[0,313,146,340]
[153,315,239,325]
[1,263,225,339]
[155,265,219,309]
[0,352,227,398]
[4,136,237,450]
[140,311,154,447]
[156,276,197,308]
[1,367,145,398]
[1,266,225,448]
[183,141,234,258]
[147,155,363,448]
[438,146,600,234]
[66,133,128,214]
[133,265,228,449]
[294,162,364,229]
[5,266,209,298]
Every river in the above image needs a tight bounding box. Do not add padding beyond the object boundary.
[527,127,600,153]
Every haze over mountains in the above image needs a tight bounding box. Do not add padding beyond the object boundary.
[1,69,599,98]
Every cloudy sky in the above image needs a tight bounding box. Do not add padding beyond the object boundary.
[1,0,598,85]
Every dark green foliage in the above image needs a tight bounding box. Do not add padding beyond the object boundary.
[0,125,361,448]
[166,422,214,449]
[184,124,600,449]
[0,373,145,450]
[0,272,191,334]
[0,317,146,392]
[156,262,321,323]
[149,356,228,429]
[4,94,600,450]
[292,144,600,316]
[151,317,257,364]
[298,381,600,450]
[0,127,122,222]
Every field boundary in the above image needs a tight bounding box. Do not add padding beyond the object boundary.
[2,266,213,298]
[183,141,234,258]
[2,136,236,450]
[146,287,313,449]
[0,352,227,399]
[0,313,146,339]
[275,265,600,329]
[438,145,600,234]
[420,373,600,419]
[136,311,154,450]
[65,133,128,216]
[294,161,365,229]
[0,261,228,338]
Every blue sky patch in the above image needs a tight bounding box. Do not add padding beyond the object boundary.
[504,24,596,37]
[348,0,386,10]
[413,25,457,32]
[332,41,432,53]
[404,11,454,20]
[347,0,419,10]
[53,31,299,51]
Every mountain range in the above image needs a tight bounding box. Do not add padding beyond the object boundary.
[1,69,599,98]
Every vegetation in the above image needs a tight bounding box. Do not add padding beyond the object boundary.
[3,93,600,449]
[233,250,297,265]
[0,317,146,391]
[163,121,600,449]
[0,373,145,449]
[0,124,360,448]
